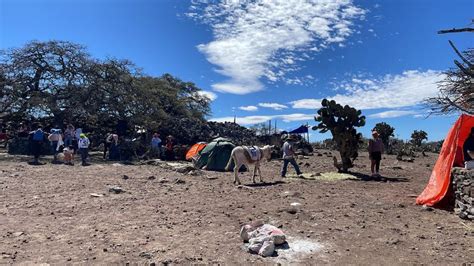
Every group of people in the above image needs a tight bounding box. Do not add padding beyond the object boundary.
[150,133,176,161]
[280,130,385,178]
[14,121,388,177]
[29,124,90,166]
[24,122,179,165]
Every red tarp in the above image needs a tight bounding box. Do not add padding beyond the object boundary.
[416,114,474,206]
[185,142,207,161]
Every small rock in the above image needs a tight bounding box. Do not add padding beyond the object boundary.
[139,252,153,259]
[175,166,195,174]
[187,170,203,176]
[90,193,103,197]
[158,178,169,183]
[174,178,186,184]
[12,232,24,237]
[148,176,156,180]
[422,205,433,211]
[122,175,130,180]
[108,186,125,194]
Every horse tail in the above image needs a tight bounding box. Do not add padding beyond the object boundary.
[225,148,235,171]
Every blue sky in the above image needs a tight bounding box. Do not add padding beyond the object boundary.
[1,0,472,141]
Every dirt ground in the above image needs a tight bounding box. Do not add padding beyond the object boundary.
[1,148,473,265]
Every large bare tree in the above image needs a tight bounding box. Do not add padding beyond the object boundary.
[427,21,474,114]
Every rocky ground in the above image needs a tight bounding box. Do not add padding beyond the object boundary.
[1,149,473,264]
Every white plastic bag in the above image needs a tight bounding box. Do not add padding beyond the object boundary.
[240,225,252,242]
[259,240,275,257]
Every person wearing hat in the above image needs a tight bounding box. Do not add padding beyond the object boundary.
[368,130,384,177]
[281,134,302,178]
[48,128,63,162]
[78,133,90,166]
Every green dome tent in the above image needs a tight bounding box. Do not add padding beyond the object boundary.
[194,137,235,171]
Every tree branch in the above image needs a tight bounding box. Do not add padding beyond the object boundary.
[449,40,473,67]
[445,97,474,115]
[454,60,474,77]
[438,28,474,34]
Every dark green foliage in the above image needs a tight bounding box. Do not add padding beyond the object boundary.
[0,41,215,145]
[411,130,428,147]
[312,99,365,172]
[373,122,395,151]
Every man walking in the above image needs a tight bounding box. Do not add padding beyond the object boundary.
[281,135,302,177]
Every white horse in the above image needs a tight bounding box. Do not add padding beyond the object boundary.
[225,145,274,185]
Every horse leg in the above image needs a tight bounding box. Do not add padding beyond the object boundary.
[234,164,241,185]
[252,164,257,183]
[257,164,263,183]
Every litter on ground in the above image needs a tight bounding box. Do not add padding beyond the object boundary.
[285,172,358,181]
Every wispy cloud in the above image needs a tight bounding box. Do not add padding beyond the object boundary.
[291,70,444,110]
[290,98,322,109]
[197,90,217,101]
[189,0,366,94]
[210,113,314,125]
[368,110,417,119]
[258,102,288,110]
[239,105,259,112]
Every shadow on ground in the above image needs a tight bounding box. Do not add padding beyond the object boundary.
[349,172,410,182]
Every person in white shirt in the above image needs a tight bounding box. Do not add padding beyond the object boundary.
[78,133,90,166]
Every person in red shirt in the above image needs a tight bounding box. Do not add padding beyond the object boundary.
[165,135,175,161]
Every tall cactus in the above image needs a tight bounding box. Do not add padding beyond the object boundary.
[313,99,366,172]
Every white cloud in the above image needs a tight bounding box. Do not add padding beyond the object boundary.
[290,99,322,109]
[413,114,426,118]
[239,105,259,112]
[291,70,444,110]
[279,113,314,122]
[258,102,288,110]
[368,110,417,119]
[190,0,366,94]
[210,113,314,125]
[197,90,218,101]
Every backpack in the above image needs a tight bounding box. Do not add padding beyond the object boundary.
[32,130,44,141]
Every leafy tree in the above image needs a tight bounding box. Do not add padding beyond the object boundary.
[373,122,395,151]
[411,130,428,147]
[0,41,92,124]
[313,99,365,172]
[0,40,213,145]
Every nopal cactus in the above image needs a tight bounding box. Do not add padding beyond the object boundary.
[313,99,366,172]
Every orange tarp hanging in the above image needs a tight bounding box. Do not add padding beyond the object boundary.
[186,142,207,161]
[416,114,474,206]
